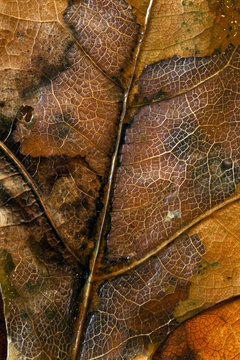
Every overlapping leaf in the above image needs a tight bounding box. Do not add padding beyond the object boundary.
[153,298,240,359]
[0,0,240,359]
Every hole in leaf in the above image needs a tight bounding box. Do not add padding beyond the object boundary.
[17,105,34,125]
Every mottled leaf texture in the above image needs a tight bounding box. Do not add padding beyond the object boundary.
[153,298,240,360]
[0,0,240,360]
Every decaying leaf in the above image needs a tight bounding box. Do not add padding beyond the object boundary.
[153,297,240,359]
[0,0,240,359]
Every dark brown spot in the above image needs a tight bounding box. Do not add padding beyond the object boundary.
[16,106,34,123]
[221,159,232,170]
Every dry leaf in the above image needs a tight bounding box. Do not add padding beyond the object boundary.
[0,0,240,359]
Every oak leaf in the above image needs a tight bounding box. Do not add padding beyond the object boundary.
[0,0,240,359]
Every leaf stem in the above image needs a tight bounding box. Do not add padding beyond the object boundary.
[72,0,155,358]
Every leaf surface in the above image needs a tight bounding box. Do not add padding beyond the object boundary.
[153,298,240,360]
[0,0,240,359]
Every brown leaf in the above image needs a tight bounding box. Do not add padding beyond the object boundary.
[153,297,240,360]
[108,44,240,261]
[0,0,240,359]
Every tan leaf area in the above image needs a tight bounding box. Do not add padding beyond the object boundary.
[0,0,240,359]
[175,196,240,322]
[127,0,240,94]
[154,298,240,359]
[0,0,67,21]
[0,0,72,125]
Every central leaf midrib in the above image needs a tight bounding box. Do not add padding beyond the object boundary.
[72,0,155,358]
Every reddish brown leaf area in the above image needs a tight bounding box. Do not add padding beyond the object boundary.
[0,295,6,360]
[153,298,240,360]
[108,45,240,260]
[80,233,205,359]
[137,46,234,101]
[63,0,139,78]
